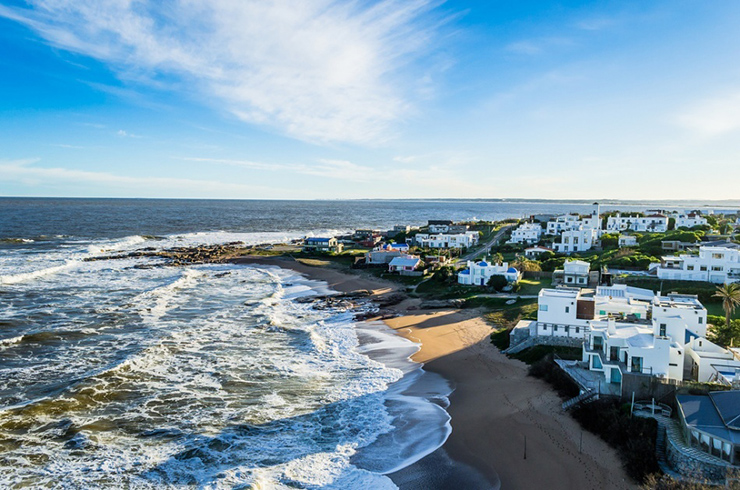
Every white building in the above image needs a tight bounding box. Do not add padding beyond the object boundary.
[606,213,668,233]
[458,260,520,286]
[427,220,453,233]
[524,246,554,258]
[547,214,581,235]
[414,232,479,249]
[656,245,740,284]
[365,243,410,265]
[675,212,708,229]
[553,259,591,286]
[388,255,422,272]
[618,234,638,247]
[579,202,602,230]
[514,285,738,386]
[553,227,599,254]
[508,222,543,244]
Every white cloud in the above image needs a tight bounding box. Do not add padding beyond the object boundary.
[0,1,441,145]
[0,158,275,197]
[181,156,373,182]
[676,92,740,137]
[116,129,141,138]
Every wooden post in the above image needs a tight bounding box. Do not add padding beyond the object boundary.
[524,435,527,460]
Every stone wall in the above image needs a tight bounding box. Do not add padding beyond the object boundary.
[532,335,584,349]
[666,430,732,484]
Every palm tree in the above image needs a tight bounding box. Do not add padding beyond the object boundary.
[713,283,740,330]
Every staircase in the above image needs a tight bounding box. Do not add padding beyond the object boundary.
[503,337,535,355]
[562,389,598,411]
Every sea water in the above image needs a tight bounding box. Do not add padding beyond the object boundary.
[0,198,732,487]
[0,230,453,488]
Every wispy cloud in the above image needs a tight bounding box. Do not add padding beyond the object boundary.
[676,92,740,137]
[0,1,442,145]
[0,159,275,197]
[504,37,575,56]
[182,156,373,182]
[116,129,141,138]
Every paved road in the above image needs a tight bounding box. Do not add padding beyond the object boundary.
[458,224,516,263]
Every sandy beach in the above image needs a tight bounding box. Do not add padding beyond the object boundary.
[233,256,636,489]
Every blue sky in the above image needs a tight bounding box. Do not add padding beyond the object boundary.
[1,0,739,199]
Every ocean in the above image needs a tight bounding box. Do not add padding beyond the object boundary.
[0,197,736,488]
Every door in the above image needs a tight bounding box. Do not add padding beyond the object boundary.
[610,368,622,384]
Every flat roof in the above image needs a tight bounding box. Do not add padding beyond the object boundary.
[540,288,580,298]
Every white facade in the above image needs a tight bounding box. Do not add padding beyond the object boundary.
[388,255,422,272]
[508,222,543,244]
[656,245,740,284]
[458,260,520,286]
[606,214,668,233]
[618,234,638,247]
[675,213,708,229]
[414,232,479,249]
[524,246,554,258]
[524,285,729,385]
[546,214,581,235]
[553,227,598,253]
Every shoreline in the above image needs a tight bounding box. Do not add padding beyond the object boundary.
[233,256,636,489]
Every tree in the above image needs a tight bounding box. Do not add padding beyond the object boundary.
[713,283,740,331]
[490,252,504,265]
[488,274,508,292]
[512,257,542,272]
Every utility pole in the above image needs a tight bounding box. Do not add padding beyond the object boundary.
[524,435,527,460]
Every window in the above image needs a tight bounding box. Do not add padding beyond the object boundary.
[565,325,570,333]
[539,304,548,312]
[712,253,724,259]
[687,265,694,271]
[578,277,585,284]
[565,306,570,313]
[712,266,723,272]
[599,310,606,315]
[575,327,580,334]
[592,355,602,369]
[567,277,573,283]
[660,323,666,337]
[699,317,703,324]
[700,266,707,271]
[631,356,643,373]
[554,325,558,332]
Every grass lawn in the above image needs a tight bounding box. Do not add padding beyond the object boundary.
[704,301,727,317]
[516,277,552,295]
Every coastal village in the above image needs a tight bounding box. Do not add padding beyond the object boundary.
[290,204,740,486]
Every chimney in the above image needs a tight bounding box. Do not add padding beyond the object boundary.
[608,317,617,335]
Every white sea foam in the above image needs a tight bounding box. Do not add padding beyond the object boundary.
[0,255,451,489]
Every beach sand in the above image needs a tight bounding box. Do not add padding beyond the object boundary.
[233,256,636,489]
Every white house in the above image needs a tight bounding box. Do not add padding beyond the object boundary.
[428,220,453,233]
[606,213,668,233]
[365,243,410,265]
[547,214,581,235]
[675,212,708,229]
[524,246,554,258]
[414,232,479,249]
[458,260,520,286]
[515,285,739,387]
[552,259,591,286]
[553,227,599,254]
[303,237,343,253]
[508,222,543,244]
[388,255,422,272]
[618,234,638,247]
[656,245,740,284]
[579,202,602,230]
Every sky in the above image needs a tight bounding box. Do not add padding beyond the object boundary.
[1,0,739,200]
